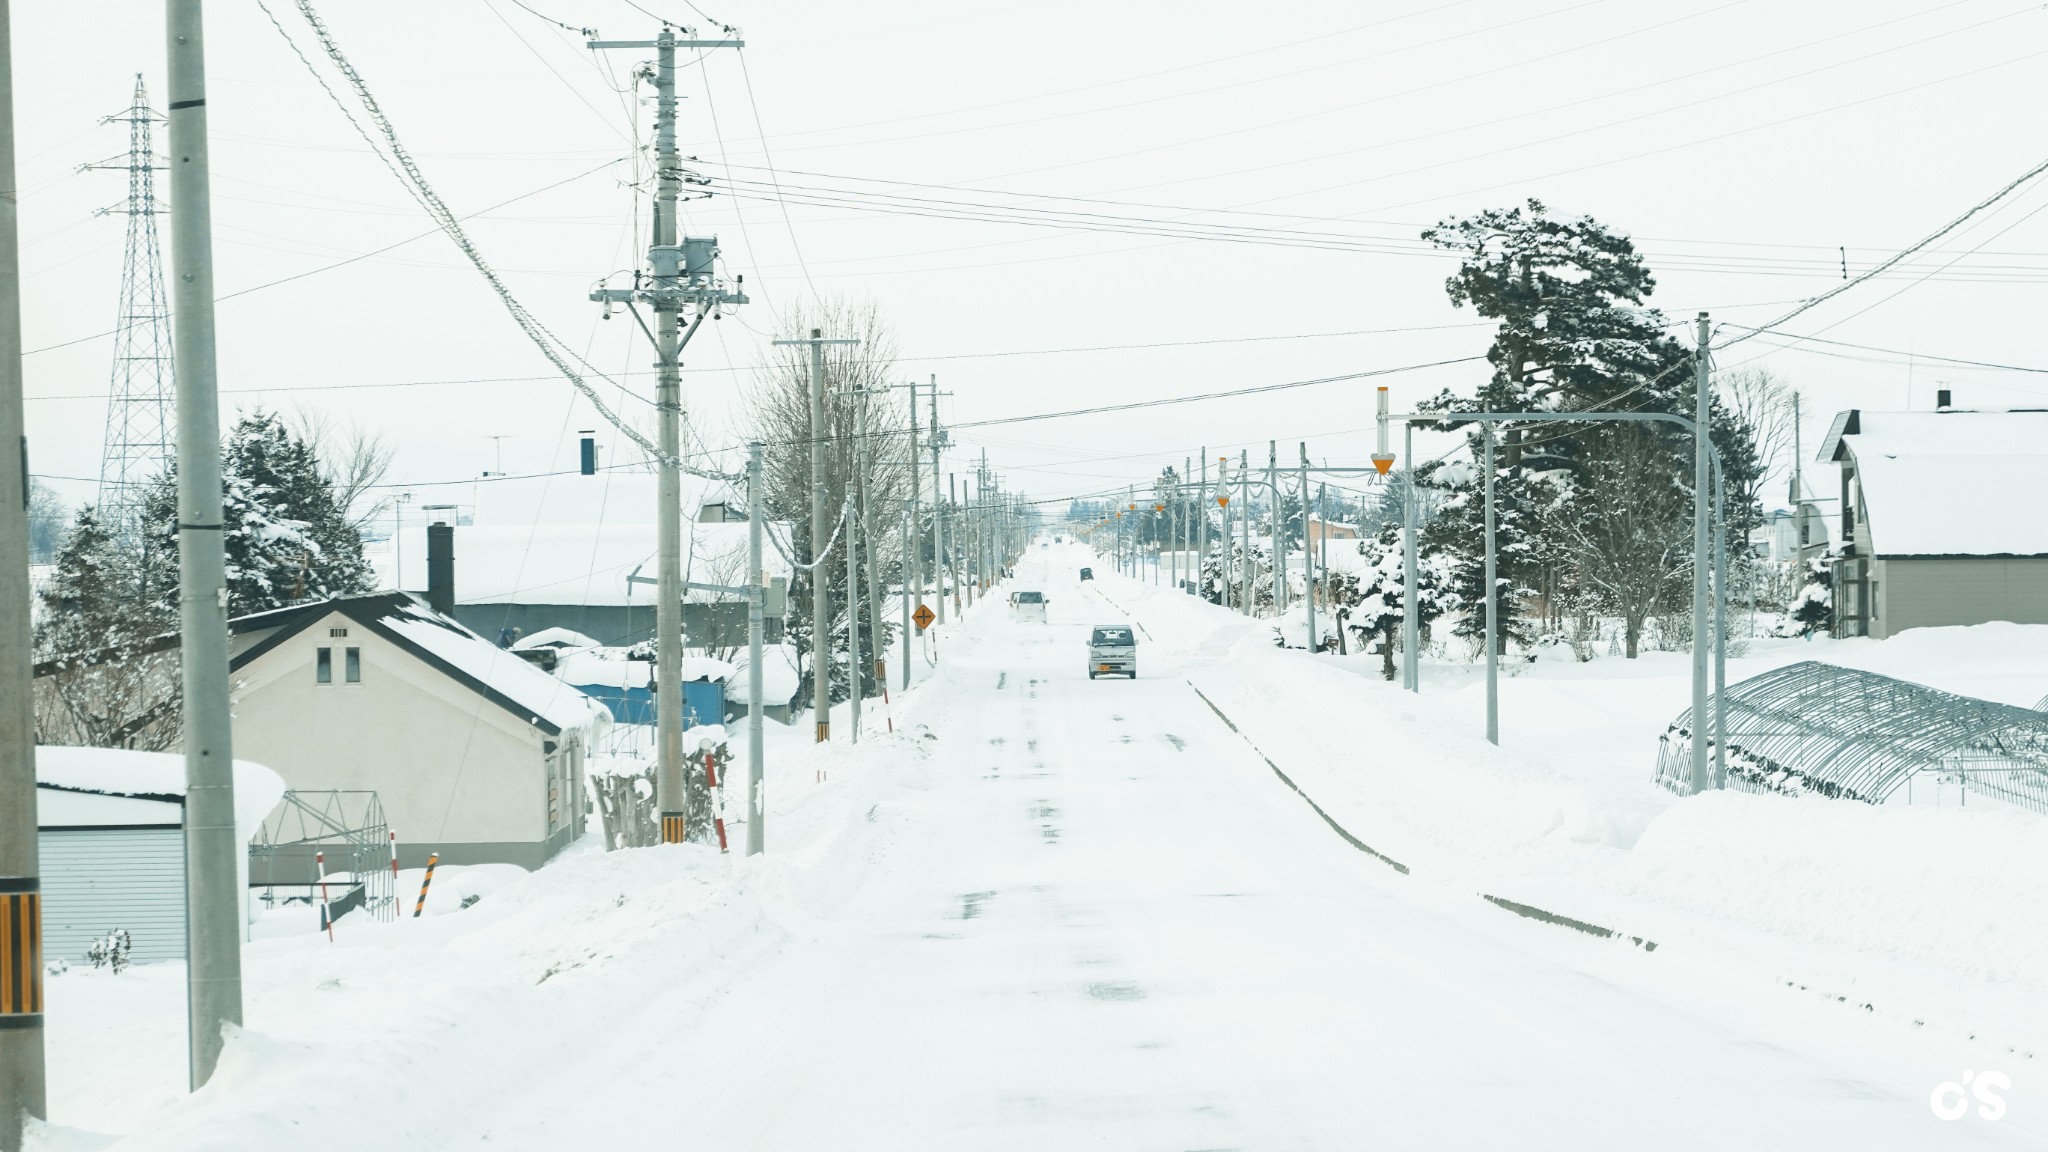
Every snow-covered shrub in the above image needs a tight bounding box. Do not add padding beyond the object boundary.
[86,929,132,974]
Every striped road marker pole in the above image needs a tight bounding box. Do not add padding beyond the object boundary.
[412,852,439,918]
[705,749,728,853]
[317,851,335,942]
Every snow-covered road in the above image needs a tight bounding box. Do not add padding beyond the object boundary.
[46,544,2040,1150]
[457,546,2031,1150]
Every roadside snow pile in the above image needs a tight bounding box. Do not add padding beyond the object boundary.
[1094,572,2048,997]
[1616,790,2048,981]
[35,718,938,1150]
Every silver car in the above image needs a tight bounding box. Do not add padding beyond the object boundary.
[1087,625,1137,679]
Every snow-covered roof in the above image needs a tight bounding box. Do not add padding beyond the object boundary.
[512,627,600,652]
[377,521,791,607]
[1831,410,2048,557]
[36,746,285,840]
[554,650,732,689]
[374,600,613,736]
[231,594,612,738]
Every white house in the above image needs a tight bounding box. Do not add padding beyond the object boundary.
[228,593,611,869]
[1819,403,2048,638]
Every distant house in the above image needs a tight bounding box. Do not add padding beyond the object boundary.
[1306,517,1358,545]
[36,747,284,964]
[1819,402,2048,638]
[228,593,611,868]
[374,473,791,649]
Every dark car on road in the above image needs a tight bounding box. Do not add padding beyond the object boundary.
[1079,567,1094,581]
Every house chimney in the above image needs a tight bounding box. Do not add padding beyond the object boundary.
[579,430,597,476]
[1936,388,1952,411]
[426,522,455,616]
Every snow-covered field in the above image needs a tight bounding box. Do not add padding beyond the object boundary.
[33,542,2048,1148]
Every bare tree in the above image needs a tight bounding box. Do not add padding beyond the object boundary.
[1718,367,1796,509]
[288,406,397,531]
[749,296,912,706]
[1549,425,1692,658]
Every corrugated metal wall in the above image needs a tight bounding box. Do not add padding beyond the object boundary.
[38,828,186,965]
[1874,557,2048,638]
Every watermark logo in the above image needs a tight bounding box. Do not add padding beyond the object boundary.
[1931,1070,2010,1122]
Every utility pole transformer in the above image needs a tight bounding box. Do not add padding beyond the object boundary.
[167,0,242,1089]
[0,7,46,1142]
[589,27,746,837]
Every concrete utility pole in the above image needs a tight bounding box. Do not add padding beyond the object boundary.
[589,27,745,835]
[839,383,885,740]
[900,381,919,689]
[771,329,857,742]
[1268,440,1286,613]
[167,0,241,1089]
[948,474,961,614]
[1216,454,1230,610]
[1238,450,1252,614]
[0,5,46,1139]
[909,491,917,680]
[929,380,947,624]
[745,441,765,856]
[844,427,861,743]
[1402,421,1419,692]
[1299,444,1313,649]
[1691,313,1712,792]
[1483,423,1499,745]
[1197,451,1208,600]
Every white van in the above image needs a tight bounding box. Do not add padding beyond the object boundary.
[1009,590,1047,623]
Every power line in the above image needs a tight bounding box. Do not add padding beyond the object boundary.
[1723,326,2048,375]
[266,0,736,479]
[1724,147,2048,349]
[22,156,626,358]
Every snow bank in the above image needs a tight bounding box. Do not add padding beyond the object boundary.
[37,705,937,1147]
[1093,571,2048,1005]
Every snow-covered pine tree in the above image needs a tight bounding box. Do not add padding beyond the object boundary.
[1344,524,1458,680]
[1419,200,1766,654]
[1418,455,1547,654]
[137,410,376,619]
[33,506,182,749]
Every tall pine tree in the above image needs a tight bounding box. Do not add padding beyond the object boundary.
[139,410,375,619]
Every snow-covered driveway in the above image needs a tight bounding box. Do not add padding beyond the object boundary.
[471,548,2030,1150]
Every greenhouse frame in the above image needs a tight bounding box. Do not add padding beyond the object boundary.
[1654,661,2048,813]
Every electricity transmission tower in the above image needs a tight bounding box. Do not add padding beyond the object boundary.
[86,75,175,543]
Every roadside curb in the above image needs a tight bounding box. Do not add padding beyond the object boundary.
[1187,679,1663,954]
[1186,680,1410,875]
[1480,894,1659,952]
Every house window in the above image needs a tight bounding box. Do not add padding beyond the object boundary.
[345,647,361,683]
[329,627,348,638]
[315,647,332,684]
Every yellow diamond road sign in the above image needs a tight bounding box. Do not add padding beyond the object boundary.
[913,603,935,630]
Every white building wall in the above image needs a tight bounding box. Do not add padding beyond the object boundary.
[230,610,554,866]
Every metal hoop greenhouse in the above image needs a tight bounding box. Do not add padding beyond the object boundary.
[1654,661,2048,813]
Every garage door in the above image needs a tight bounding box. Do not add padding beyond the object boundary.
[39,828,186,965]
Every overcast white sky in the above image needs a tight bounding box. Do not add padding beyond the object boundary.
[17,0,2048,520]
